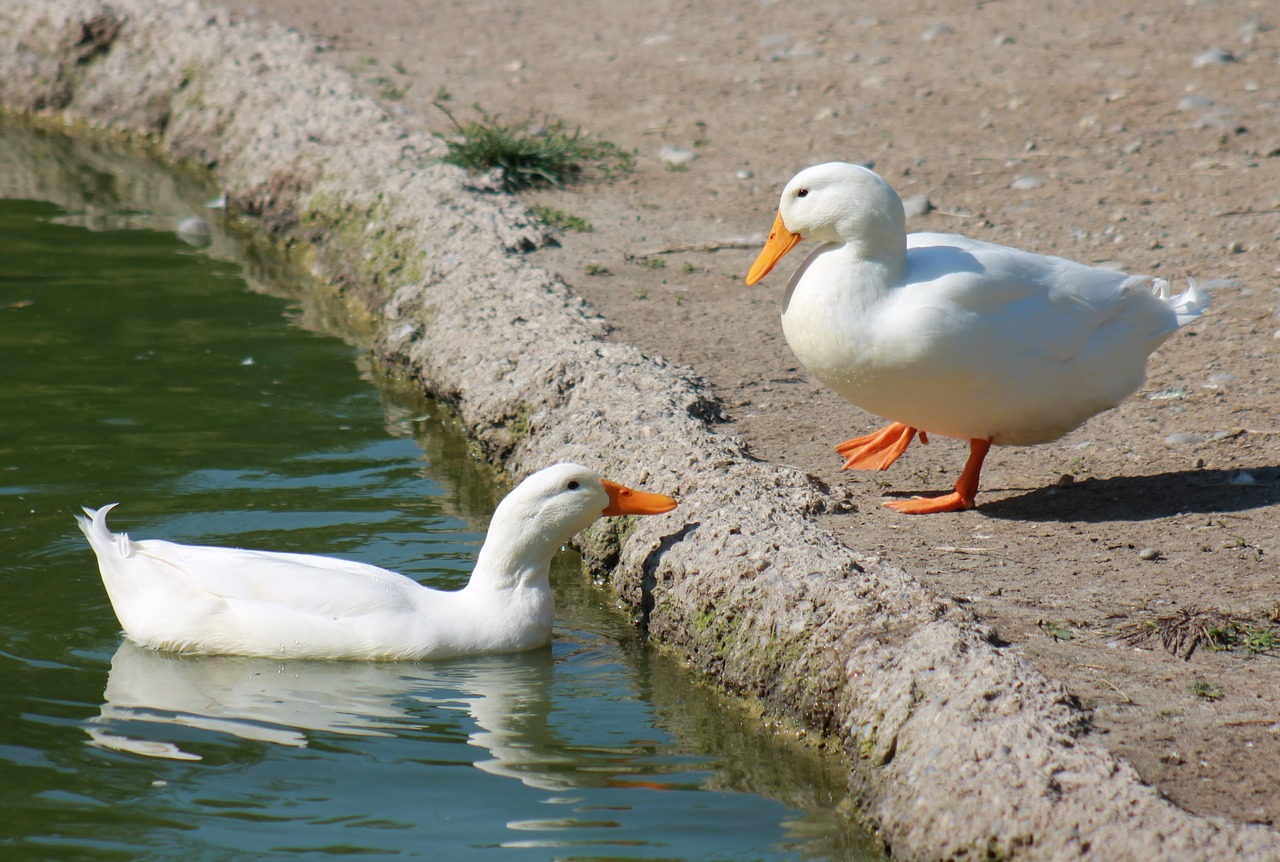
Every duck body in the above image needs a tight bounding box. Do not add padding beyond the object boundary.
[749,162,1209,512]
[782,229,1196,445]
[78,464,676,659]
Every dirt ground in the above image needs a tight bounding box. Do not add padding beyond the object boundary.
[219,0,1280,829]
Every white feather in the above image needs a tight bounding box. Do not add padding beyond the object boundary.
[77,464,674,660]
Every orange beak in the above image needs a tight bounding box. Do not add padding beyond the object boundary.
[601,479,678,516]
[745,211,802,286]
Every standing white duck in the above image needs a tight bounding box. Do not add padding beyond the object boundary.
[77,463,677,659]
[746,162,1209,513]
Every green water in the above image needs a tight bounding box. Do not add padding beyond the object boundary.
[0,123,881,860]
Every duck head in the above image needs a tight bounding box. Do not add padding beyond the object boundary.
[473,463,676,589]
[746,162,907,285]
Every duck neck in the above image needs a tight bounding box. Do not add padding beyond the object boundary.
[466,517,556,594]
[845,226,907,285]
[834,176,908,283]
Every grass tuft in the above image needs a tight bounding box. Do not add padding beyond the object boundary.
[1037,619,1072,641]
[1118,606,1279,660]
[374,77,410,101]
[435,103,635,193]
[530,205,592,233]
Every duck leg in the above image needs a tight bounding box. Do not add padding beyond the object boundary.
[835,422,925,471]
[884,438,992,514]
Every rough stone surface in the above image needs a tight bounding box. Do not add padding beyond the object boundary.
[2,2,1277,859]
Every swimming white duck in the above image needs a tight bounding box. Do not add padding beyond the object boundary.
[77,463,677,659]
[746,162,1209,513]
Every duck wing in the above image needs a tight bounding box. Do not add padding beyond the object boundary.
[904,233,1184,363]
[79,505,429,619]
[130,539,427,616]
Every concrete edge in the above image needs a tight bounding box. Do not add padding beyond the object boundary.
[2,1,1275,858]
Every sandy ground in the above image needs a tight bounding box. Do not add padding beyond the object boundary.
[152,0,1280,832]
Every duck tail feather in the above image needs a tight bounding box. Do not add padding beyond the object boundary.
[76,503,133,558]
[1150,276,1212,326]
[1173,277,1211,326]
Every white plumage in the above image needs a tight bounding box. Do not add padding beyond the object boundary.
[78,463,676,659]
[747,162,1209,513]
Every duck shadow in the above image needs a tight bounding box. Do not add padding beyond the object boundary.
[974,466,1279,522]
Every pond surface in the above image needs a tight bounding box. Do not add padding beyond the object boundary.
[0,122,882,861]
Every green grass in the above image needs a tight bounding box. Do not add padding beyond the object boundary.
[1119,606,1279,659]
[374,77,410,100]
[1191,680,1223,701]
[530,206,592,233]
[435,103,635,192]
[1209,621,1278,654]
[627,254,666,269]
[1242,625,1278,654]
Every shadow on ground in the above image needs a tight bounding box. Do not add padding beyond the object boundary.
[972,466,1280,522]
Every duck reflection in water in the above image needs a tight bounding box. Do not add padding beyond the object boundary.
[84,639,675,793]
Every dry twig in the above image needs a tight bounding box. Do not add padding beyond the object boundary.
[1117,606,1249,660]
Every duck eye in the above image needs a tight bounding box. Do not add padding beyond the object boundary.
[567,480,580,490]
[796,188,808,198]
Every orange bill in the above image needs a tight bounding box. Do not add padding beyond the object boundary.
[602,479,678,516]
[745,211,802,286]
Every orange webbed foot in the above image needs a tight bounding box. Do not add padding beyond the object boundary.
[883,491,974,514]
[835,422,921,471]
[881,437,992,515]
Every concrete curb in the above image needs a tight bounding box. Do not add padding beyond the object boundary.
[3,1,1275,857]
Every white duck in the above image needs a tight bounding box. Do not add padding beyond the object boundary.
[78,463,677,659]
[746,162,1209,513]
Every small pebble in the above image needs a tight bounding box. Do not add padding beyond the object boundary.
[902,194,934,219]
[659,145,697,166]
[1195,111,1246,133]
[176,216,212,247]
[1164,431,1206,445]
[1138,548,1160,561]
[1177,95,1216,112]
[1192,47,1236,68]
[735,168,754,180]
[1009,176,1043,191]
[921,23,953,41]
